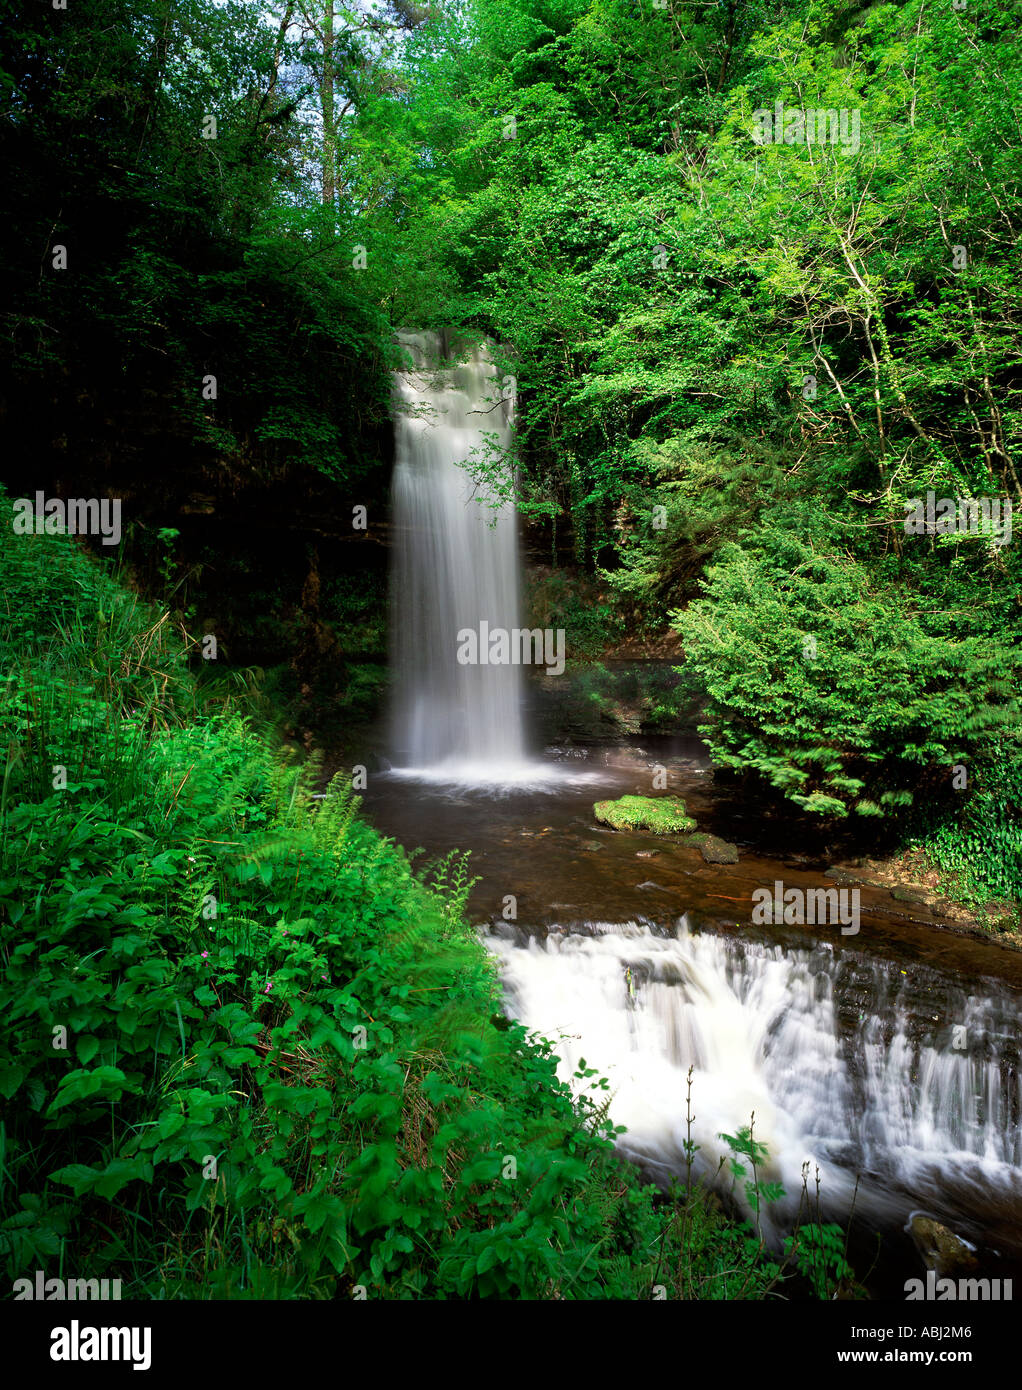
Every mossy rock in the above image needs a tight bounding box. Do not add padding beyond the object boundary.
[908,1215,979,1277]
[683,832,740,865]
[592,795,696,834]
[891,885,932,906]
[824,867,862,888]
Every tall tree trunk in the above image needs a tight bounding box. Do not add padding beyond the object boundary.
[321,0,335,207]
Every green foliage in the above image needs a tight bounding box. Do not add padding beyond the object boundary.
[718,1126,785,1217]
[909,732,1022,905]
[717,1130,857,1299]
[526,567,619,660]
[784,1221,855,1301]
[672,511,1020,818]
[0,0,389,505]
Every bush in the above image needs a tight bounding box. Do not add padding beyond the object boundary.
[673,514,1019,819]
[909,731,1022,905]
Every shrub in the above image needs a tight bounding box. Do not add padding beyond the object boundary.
[673,516,1019,819]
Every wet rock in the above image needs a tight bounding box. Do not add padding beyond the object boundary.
[908,1215,979,1277]
[581,840,603,852]
[636,850,660,859]
[891,885,933,906]
[824,867,861,887]
[683,832,739,865]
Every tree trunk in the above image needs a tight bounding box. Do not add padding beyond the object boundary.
[321,0,335,207]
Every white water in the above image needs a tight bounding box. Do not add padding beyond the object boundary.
[491,920,1022,1236]
[390,330,547,784]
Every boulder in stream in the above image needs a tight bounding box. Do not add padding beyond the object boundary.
[683,832,740,865]
[908,1215,979,1277]
[824,867,862,887]
[592,795,696,833]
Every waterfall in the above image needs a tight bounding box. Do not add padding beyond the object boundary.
[390,330,530,781]
[490,920,1022,1240]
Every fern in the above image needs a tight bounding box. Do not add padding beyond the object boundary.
[418,849,480,930]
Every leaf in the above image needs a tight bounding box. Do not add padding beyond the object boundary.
[47,1066,130,1113]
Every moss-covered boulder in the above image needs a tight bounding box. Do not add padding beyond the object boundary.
[908,1215,979,1277]
[592,795,696,833]
[824,867,862,888]
[890,885,933,907]
[683,832,740,864]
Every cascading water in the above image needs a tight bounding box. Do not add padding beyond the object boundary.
[390,330,530,781]
[490,920,1022,1247]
